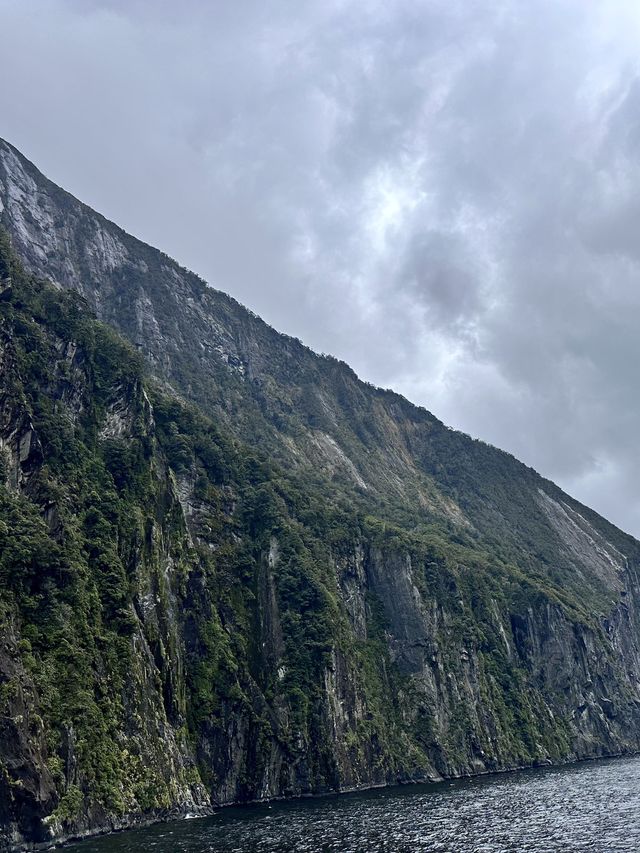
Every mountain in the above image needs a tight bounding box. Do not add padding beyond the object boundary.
[2,137,640,849]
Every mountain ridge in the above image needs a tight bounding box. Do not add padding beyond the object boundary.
[0,136,532,515]
[2,138,640,850]
[1,136,629,560]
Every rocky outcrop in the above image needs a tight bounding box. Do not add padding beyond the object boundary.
[2,140,640,851]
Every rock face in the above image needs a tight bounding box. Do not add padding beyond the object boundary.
[1,139,640,849]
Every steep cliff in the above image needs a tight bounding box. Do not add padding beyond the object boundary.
[1,141,640,850]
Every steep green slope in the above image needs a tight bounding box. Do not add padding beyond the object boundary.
[0,137,635,591]
[2,143,640,849]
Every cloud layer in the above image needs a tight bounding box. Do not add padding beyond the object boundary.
[2,0,640,533]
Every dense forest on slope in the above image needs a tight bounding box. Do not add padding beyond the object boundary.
[2,141,640,849]
[1,137,636,583]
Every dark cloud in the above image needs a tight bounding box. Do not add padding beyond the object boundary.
[2,0,640,533]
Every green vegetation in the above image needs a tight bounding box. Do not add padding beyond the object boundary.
[1,215,639,851]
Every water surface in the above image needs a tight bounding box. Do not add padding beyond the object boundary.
[65,755,640,852]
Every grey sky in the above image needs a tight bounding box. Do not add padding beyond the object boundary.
[2,0,640,534]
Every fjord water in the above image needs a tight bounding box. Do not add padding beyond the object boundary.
[66,756,640,852]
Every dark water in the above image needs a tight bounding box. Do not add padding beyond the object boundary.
[64,756,640,852]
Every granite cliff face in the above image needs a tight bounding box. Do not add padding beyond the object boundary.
[2,139,640,850]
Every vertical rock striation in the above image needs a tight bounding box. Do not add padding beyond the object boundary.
[1,140,640,849]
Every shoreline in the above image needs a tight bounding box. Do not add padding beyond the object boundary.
[39,748,639,851]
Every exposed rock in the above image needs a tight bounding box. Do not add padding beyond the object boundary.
[2,138,640,851]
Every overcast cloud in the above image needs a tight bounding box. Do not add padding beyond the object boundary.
[2,0,640,534]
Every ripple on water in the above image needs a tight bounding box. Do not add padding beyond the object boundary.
[63,756,640,853]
